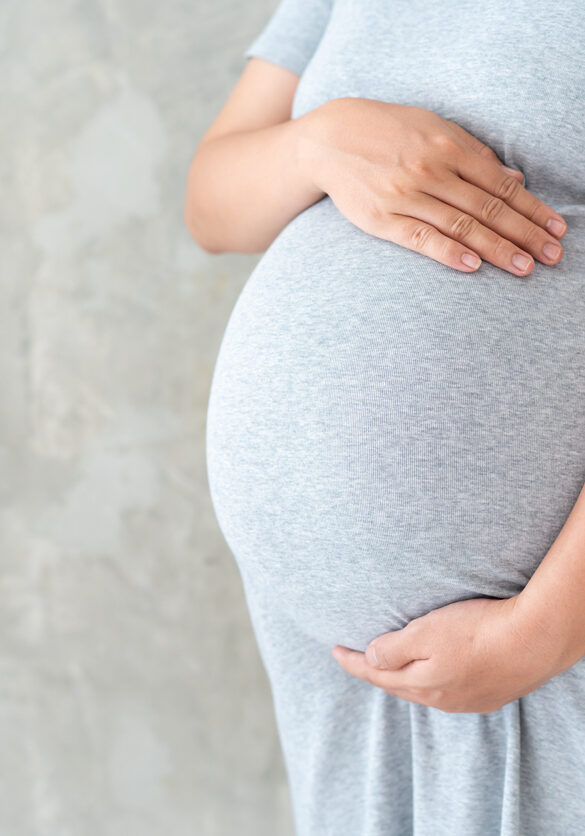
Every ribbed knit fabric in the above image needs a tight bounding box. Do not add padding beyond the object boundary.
[206,1,585,833]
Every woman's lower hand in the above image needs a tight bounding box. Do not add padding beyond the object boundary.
[331,594,568,713]
[299,97,567,276]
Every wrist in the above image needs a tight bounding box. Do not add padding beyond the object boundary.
[514,581,585,676]
[292,101,339,200]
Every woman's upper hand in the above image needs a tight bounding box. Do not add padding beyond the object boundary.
[331,595,570,714]
[298,97,567,276]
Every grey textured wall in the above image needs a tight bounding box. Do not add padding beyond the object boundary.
[1,0,294,833]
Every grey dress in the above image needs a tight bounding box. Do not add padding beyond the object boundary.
[205,1,585,833]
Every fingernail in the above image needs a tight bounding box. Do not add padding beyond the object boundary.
[501,165,522,178]
[546,217,566,237]
[461,253,482,269]
[543,242,561,261]
[512,253,532,271]
[366,643,379,666]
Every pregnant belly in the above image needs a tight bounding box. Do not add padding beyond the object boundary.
[206,198,585,651]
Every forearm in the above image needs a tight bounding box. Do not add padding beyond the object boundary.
[515,480,585,671]
[184,113,326,254]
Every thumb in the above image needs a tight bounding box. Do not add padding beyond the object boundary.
[366,628,419,671]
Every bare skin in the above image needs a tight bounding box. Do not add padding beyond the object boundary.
[186,59,567,274]
[185,58,325,254]
[332,596,549,714]
[296,96,567,276]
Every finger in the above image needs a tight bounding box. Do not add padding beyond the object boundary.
[332,646,404,687]
[451,152,568,240]
[498,165,525,185]
[374,212,484,274]
[427,173,564,269]
[366,631,423,671]
[443,120,506,165]
[443,121,526,184]
[332,646,430,699]
[393,190,539,277]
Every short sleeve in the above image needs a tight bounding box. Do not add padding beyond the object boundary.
[243,0,334,76]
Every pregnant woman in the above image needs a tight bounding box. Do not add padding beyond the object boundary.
[186,0,585,832]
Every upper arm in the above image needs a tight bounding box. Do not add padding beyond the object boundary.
[199,0,334,144]
[198,57,301,147]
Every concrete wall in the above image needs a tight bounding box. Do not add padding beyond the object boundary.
[1,0,294,833]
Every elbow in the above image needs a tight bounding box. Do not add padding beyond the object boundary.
[183,191,224,255]
[184,157,225,254]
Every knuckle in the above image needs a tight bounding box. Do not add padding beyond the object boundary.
[480,195,506,224]
[368,200,390,226]
[432,690,455,712]
[406,684,426,703]
[432,132,461,157]
[518,223,542,251]
[390,180,408,197]
[493,172,521,202]
[404,618,423,637]
[478,144,501,163]
[442,238,464,263]
[448,212,477,240]
[523,199,542,224]
[408,223,434,251]
[491,233,510,259]
[405,156,435,180]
